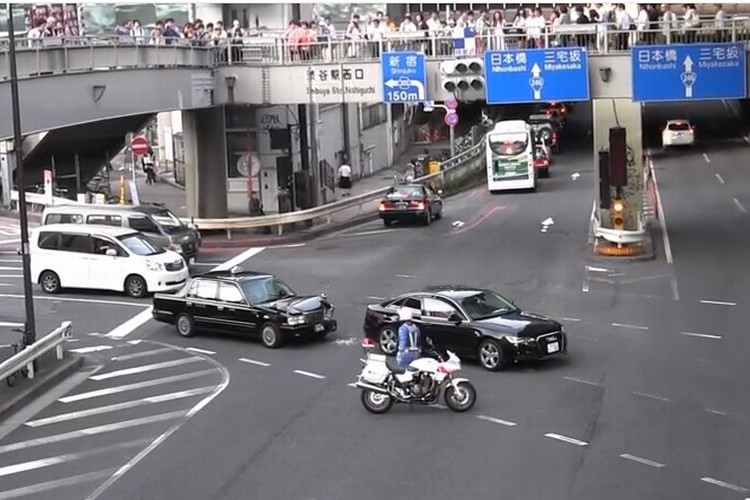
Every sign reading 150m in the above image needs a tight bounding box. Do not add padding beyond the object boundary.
[381,51,426,103]
[484,47,590,104]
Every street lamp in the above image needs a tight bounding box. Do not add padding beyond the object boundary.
[6,4,37,345]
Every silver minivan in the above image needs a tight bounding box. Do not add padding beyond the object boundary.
[41,204,201,260]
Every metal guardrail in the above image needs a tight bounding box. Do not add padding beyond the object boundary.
[2,20,750,78]
[191,136,486,238]
[10,190,86,208]
[0,321,72,385]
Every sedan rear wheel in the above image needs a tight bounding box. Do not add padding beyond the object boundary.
[378,326,398,355]
[423,209,432,226]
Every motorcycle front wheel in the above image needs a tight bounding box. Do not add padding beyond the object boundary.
[444,381,477,412]
[360,389,393,414]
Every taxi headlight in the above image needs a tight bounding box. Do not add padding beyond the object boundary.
[324,306,335,319]
[287,315,305,326]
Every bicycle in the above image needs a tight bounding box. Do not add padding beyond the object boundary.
[3,329,30,387]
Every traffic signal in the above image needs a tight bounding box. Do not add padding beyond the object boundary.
[612,198,625,230]
[439,59,484,93]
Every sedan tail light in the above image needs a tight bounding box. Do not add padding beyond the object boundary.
[410,200,426,210]
[379,201,393,211]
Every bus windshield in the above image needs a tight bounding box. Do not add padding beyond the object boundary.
[489,133,528,156]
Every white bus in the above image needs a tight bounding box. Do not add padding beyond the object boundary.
[485,120,535,192]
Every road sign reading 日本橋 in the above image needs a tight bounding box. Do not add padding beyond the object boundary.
[381,51,426,103]
[483,47,590,104]
[631,43,746,102]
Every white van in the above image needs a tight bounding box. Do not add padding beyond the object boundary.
[30,224,189,298]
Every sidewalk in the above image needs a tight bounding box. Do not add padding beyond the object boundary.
[124,141,454,247]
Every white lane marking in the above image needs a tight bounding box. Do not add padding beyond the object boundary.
[0,468,117,500]
[332,337,358,346]
[86,360,230,500]
[0,439,149,479]
[105,307,153,339]
[0,293,145,307]
[733,198,747,213]
[0,284,14,287]
[561,316,581,322]
[276,243,307,248]
[340,229,397,238]
[620,453,665,468]
[431,403,448,410]
[544,433,588,447]
[293,369,326,380]
[185,347,216,355]
[586,266,612,273]
[633,391,670,402]
[89,357,203,381]
[477,415,517,427]
[25,387,214,427]
[581,277,589,293]
[649,157,675,266]
[190,262,222,266]
[700,477,749,494]
[212,246,266,272]
[347,382,357,388]
[0,259,21,263]
[0,411,184,453]
[702,152,711,163]
[611,322,650,331]
[367,296,385,301]
[127,339,142,344]
[69,345,113,354]
[238,358,270,367]
[395,274,413,278]
[111,347,174,361]
[715,173,725,184]
[0,321,23,327]
[571,172,580,180]
[563,376,602,387]
[59,369,219,403]
[700,299,737,306]
[679,331,722,340]
[705,408,730,416]
[0,239,20,245]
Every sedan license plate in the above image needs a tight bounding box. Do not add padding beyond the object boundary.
[547,342,560,354]
[396,202,408,209]
[314,324,325,332]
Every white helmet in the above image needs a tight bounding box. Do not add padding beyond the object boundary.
[398,308,413,322]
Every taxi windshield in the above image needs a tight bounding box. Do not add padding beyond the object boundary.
[240,277,297,304]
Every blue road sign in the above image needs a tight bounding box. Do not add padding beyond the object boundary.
[632,43,746,102]
[381,51,426,103]
[484,47,590,104]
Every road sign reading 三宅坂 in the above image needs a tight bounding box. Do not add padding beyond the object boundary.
[381,51,426,103]
[631,43,746,102]
[483,48,590,105]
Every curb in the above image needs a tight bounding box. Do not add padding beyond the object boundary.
[0,354,85,421]
[200,212,379,249]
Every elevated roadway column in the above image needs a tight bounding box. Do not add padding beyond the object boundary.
[592,99,644,238]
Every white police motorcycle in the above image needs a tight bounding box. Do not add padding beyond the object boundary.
[355,337,477,414]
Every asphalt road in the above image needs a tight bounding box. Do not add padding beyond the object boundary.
[2,100,750,499]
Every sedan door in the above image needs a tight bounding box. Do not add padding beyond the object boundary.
[216,282,259,335]
[420,297,478,357]
[185,279,223,331]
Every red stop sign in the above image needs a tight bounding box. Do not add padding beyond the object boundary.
[131,135,149,156]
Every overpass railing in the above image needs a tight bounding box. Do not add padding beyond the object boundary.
[2,20,750,78]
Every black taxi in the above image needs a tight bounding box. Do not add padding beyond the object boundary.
[152,268,336,348]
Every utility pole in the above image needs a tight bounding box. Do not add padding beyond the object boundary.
[7,6,37,345]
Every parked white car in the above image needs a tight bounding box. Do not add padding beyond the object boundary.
[30,224,189,298]
[662,119,695,147]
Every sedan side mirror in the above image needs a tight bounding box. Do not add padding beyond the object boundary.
[449,312,463,324]
[105,248,117,257]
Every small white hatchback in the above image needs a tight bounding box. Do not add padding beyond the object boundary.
[662,119,695,148]
[30,224,189,298]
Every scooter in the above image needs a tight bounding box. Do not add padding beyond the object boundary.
[355,337,477,414]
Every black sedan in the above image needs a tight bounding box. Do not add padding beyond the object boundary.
[152,269,336,348]
[363,286,567,371]
[378,184,443,227]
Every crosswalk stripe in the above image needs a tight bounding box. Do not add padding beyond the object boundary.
[0,411,185,455]
[89,357,202,381]
[59,369,219,403]
[0,468,117,500]
[26,387,215,427]
[110,347,174,361]
[0,439,149,478]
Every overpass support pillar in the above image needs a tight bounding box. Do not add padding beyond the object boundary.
[592,99,645,253]
[182,108,228,219]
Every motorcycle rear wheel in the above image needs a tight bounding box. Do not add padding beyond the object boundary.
[444,381,477,412]
[361,389,393,414]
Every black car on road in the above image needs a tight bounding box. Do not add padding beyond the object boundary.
[363,286,567,371]
[153,269,336,348]
[378,184,443,227]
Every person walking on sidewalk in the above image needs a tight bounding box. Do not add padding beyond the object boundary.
[338,160,352,197]
[142,147,156,185]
